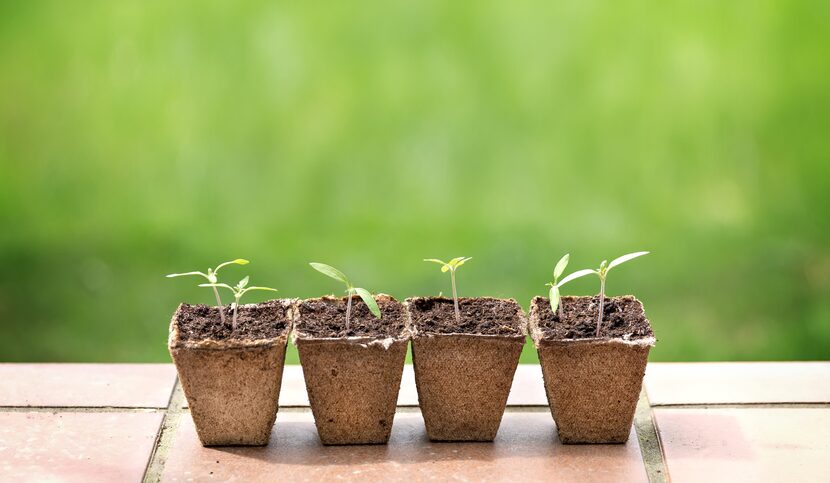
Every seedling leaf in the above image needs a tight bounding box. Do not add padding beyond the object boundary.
[245,286,278,293]
[237,276,249,289]
[608,251,650,270]
[198,283,235,292]
[354,287,381,318]
[215,259,250,272]
[558,269,596,286]
[549,285,561,314]
[166,271,207,278]
[310,263,350,285]
[553,254,569,280]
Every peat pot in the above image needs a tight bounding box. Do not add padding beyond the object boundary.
[168,299,292,446]
[293,294,409,445]
[529,295,655,444]
[406,297,526,441]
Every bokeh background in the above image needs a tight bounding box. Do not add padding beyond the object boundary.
[1,1,828,363]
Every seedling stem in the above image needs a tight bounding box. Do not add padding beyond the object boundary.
[424,257,472,323]
[309,263,381,330]
[166,259,250,324]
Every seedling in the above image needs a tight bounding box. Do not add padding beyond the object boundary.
[166,259,250,324]
[545,253,593,319]
[309,262,381,330]
[558,251,649,336]
[424,257,472,323]
[199,276,278,330]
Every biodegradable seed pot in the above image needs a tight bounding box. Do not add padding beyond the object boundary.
[168,299,292,446]
[529,295,655,444]
[406,297,526,442]
[293,294,409,445]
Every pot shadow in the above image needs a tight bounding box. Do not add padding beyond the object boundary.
[205,411,642,470]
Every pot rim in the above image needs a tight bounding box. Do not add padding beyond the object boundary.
[528,294,655,346]
[168,299,294,350]
[292,294,410,344]
[404,296,529,338]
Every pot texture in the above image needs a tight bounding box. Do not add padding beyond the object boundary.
[406,297,526,442]
[293,295,409,445]
[529,296,654,444]
[168,300,292,446]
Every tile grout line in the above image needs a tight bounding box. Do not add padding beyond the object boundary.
[649,402,830,409]
[634,388,670,483]
[0,406,164,413]
[143,377,186,483]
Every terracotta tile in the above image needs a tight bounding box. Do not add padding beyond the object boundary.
[654,408,830,483]
[0,411,163,483]
[645,362,830,405]
[162,410,647,482]
[267,364,547,408]
[0,363,177,408]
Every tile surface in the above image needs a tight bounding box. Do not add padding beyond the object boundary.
[644,362,830,405]
[0,411,163,483]
[162,410,647,482]
[274,364,547,407]
[0,363,177,408]
[654,407,830,483]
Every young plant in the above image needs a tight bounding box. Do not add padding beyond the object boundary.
[545,253,594,320]
[309,262,381,330]
[199,276,278,330]
[166,259,250,324]
[424,257,472,323]
[589,251,650,336]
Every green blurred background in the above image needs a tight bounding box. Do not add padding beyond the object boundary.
[1,1,828,363]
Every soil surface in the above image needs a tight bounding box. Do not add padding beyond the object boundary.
[295,296,406,338]
[407,297,523,336]
[533,295,653,340]
[174,300,290,342]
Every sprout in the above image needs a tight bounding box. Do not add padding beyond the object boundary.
[548,251,649,336]
[309,262,381,330]
[545,253,593,319]
[424,257,472,323]
[199,276,278,331]
[166,259,249,324]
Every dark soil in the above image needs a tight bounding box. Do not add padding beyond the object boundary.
[533,295,653,340]
[408,297,523,336]
[295,296,406,338]
[174,300,289,342]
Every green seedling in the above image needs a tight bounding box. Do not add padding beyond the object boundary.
[545,253,593,319]
[570,252,649,337]
[166,259,249,324]
[309,262,381,329]
[424,257,472,323]
[199,276,278,330]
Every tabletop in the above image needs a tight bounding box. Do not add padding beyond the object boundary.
[0,362,828,482]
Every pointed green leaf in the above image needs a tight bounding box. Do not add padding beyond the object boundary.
[424,258,447,265]
[166,271,208,279]
[246,286,278,292]
[215,259,250,272]
[198,283,235,292]
[549,285,561,314]
[237,276,249,289]
[553,254,570,280]
[608,251,650,270]
[309,263,350,285]
[558,269,597,287]
[354,287,381,318]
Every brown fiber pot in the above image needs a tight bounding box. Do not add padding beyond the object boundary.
[406,297,526,442]
[529,295,655,444]
[293,295,409,445]
[168,300,293,446]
